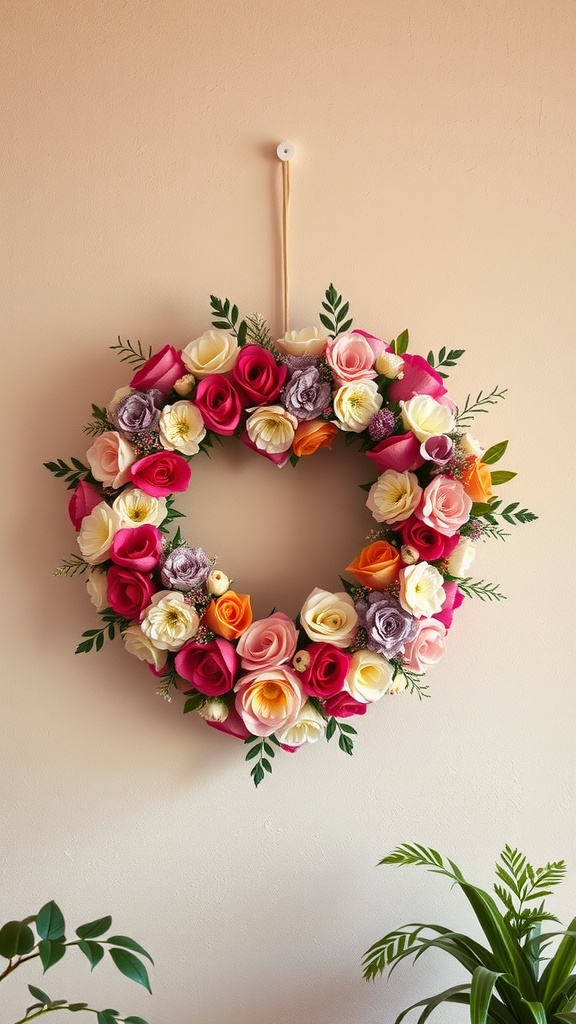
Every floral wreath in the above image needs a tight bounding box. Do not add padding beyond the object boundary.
[46,285,536,785]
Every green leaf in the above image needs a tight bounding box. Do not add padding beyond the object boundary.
[0,920,36,957]
[470,966,504,1024]
[109,948,152,993]
[483,440,509,465]
[490,471,517,486]
[68,1003,90,1011]
[107,936,154,964]
[325,717,336,741]
[38,938,67,971]
[251,763,265,788]
[393,984,471,1024]
[28,984,53,1006]
[78,939,105,969]
[470,502,495,518]
[97,1011,119,1024]
[124,1018,151,1024]
[392,329,409,355]
[540,915,576,1008]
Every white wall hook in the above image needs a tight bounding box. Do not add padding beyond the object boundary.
[277,141,295,161]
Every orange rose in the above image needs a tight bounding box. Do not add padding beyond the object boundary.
[346,541,401,590]
[205,591,253,640]
[462,459,493,503]
[292,419,338,457]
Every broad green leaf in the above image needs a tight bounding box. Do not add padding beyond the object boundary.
[109,948,152,993]
[470,966,504,1024]
[458,883,538,1000]
[490,471,517,486]
[393,329,409,355]
[97,1011,119,1024]
[36,901,65,940]
[78,939,105,969]
[483,440,509,465]
[68,1004,89,1012]
[540,915,576,1007]
[393,984,471,1024]
[39,938,67,971]
[470,502,494,518]
[76,915,112,939]
[555,1015,576,1022]
[520,999,547,1024]
[0,920,36,958]
[28,984,52,1006]
[107,935,154,964]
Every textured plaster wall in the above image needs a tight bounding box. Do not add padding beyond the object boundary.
[2,2,575,1022]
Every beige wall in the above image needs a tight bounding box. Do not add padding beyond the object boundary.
[2,2,575,1022]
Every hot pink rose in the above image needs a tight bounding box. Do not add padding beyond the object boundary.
[106,565,157,618]
[301,643,351,700]
[130,451,191,497]
[402,617,447,672]
[175,638,239,696]
[68,481,102,531]
[236,613,297,670]
[240,431,291,466]
[130,345,187,396]
[415,475,472,537]
[366,432,424,474]
[205,704,251,740]
[325,332,377,386]
[232,345,287,405]
[194,374,243,435]
[400,517,459,562]
[323,692,368,718]
[387,353,448,404]
[433,581,464,630]
[110,524,163,571]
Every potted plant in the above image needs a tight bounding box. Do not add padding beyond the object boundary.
[363,843,576,1024]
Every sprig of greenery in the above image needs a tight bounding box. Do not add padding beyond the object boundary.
[83,405,113,437]
[75,609,131,654]
[455,386,508,428]
[244,734,280,787]
[393,666,430,700]
[456,578,507,602]
[53,556,97,578]
[158,495,185,535]
[319,283,353,336]
[426,347,465,378]
[14,992,149,1024]
[182,690,205,714]
[325,716,357,755]
[494,845,565,943]
[209,295,248,344]
[390,329,409,356]
[472,499,538,526]
[245,312,276,350]
[109,338,152,368]
[44,458,91,491]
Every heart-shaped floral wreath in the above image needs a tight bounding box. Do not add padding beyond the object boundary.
[46,286,536,785]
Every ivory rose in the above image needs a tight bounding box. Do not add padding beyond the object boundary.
[123,623,168,671]
[275,326,329,356]
[78,501,122,564]
[403,617,447,673]
[275,702,326,747]
[234,665,304,736]
[415,475,472,536]
[300,588,358,648]
[292,419,338,457]
[325,332,378,386]
[446,538,476,578]
[245,404,298,454]
[236,613,297,670]
[346,649,394,703]
[141,591,199,651]
[462,459,493,503]
[333,379,383,432]
[86,571,108,612]
[367,469,422,525]
[400,394,455,442]
[206,569,230,596]
[86,431,136,489]
[112,487,167,529]
[346,541,401,590]
[375,350,404,379]
[159,400,206,455]
[399,562,445,618]
[204,590,253,640]
[130,344,187,395]
[182,329,239,378]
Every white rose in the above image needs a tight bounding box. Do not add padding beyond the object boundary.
[206,570,230,596]
[159,400,206,456]
[108,386,134,418]
[399,562,445,618]
[141,591,200,651]
[86,431,136,489]
[245,404,298,454]
[367,470,422,524]
[197,699,229,723]
[112,487,167,529]
[181,329,239,378]
[86,571,108,612]
[446,538,476,578]
[78,501,122,564]
[400,395,455,442]
[275,326,329,356]
[275,701,326,747]
[375,351,404,379]
[459,432,485,458]
[346,649,394,703]
[333,379,383,432]
[300,588,358,648]
[123,624,168,671]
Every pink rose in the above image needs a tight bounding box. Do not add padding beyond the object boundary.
[399,517,459,562]
[130,345,187,396]
[68,481,102,531]
[234,665,304,737]
[240,430,291,467]
[107,565,157,618]
[175,638,239,696]
[353,329,387,359]
[86,431,136,489]
[205,704,251,740]
[232,345,287,405]
[130,451,191,497]
[415,475,472,537]
[301,643,351,699]
[110,524,163,571]
[236,613,297,670]
[194,374,243,435]
[323,692,368,718]
[402,617,447,673]
[387,353,449,404]
[433,581,464,630]
[421,434,454,465]
[366,432,424,474]
[325,332,377,386]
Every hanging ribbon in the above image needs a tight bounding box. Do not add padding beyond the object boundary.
[277,142,295,336]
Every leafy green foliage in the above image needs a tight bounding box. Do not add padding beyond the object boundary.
[391,329,410,356]
[75,610,131,654]
[83,405,113,437]
[482,441,509,465]
[457,578,507,602]
[490,471,517,486]
[244,734,280,786]
[363,843,576,1024]
[109,338,152,368]
[474,499,538,527]
[245,312,276,350]
[209,295,248,345]
[392,666,430,700]
[158,495,185,535]
[325,717,357,755]
[319,283,353,335]
[53,556,97,578]
[44,458,91,490]
[456,386,508,428]
[426,347,465,378]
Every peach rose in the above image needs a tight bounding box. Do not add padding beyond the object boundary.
[86,431,136,489]
[234,665,304,737]
[236,612,298,670]
[402,617,447,673]
[346,541,401,590]
[292,419,339,457]
[204,590,253,640]
[462,459,493,503]
[415,475,472,537]
[325,332,377,386]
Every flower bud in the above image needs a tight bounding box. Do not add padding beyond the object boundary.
[173,373,196,396]
[206,569,230,596]
[401,544,420,565]
[292,650,311,672]
[197,699,230,723]
[375,351,404,379]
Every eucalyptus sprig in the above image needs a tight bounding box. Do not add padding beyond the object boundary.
[456,578,507,602]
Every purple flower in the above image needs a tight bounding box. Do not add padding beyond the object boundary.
[281,365,331,421]
[368,409,395,442]
[160,546,211,591]
[114,390,163,435]
[421,434,454,465]
[356,592,417,659]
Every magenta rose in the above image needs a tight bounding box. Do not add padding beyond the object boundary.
[236,613,297,670]
[400,517,459,562]
[240,430,291,466]
[323,692,368,718]
[106,565,156,618]
[403,617,447,673]
[130,344,187,396]
[232,345,287,405]
[387,353,448,404]
[301,643,351,699]
[366,431,424,474]
[68,480,102,531]
[175,638,239,696]
[194,374,243,435]
[110,525,163,571]
[130,451,191,497]
[421,434,454,465]
[205,704,251,740]
[433,581,464,630]
[415,475,472,537]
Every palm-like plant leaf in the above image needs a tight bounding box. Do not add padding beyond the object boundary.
[539,916,576,1009]
[394,984,471,1024]
[471,966,505,1024]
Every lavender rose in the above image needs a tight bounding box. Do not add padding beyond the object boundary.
[281,365,331,421]
[114,389,163,435]
[356,592,417,658]
[160,545,211,591]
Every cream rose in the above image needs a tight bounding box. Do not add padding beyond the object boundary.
[181,329,239,378]
[400,394,455,442]
[403,617,447,673]
[78,501,121,564]
[447,538,476,577]
[112,487,167,529]
[86,431,136,489]
[399,562,445,618]
[333,379,383,432]
[123,623,168,671]
[300,588,358,648]
[276,702,327,747]
[86,571,108,612]
[346,649,394,703]
[375,350,404,379]
[275,326,329,356]
[159,400,206,456]
[141,591,199,651]
[234,665,304,737]
[245,404,298,454]
[367,469,422,525]
[206,570,230,596]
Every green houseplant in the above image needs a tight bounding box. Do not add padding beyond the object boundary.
[0,900,153,1024]
[363,844,576,1024]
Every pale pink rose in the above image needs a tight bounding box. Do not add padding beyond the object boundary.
[415,475,472,537]
[236,613,298,670]
[86,431,136,489]
[403,617,447,673]
[234,665,304,737]
[353,329,387,359]
[325,332,377,386]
